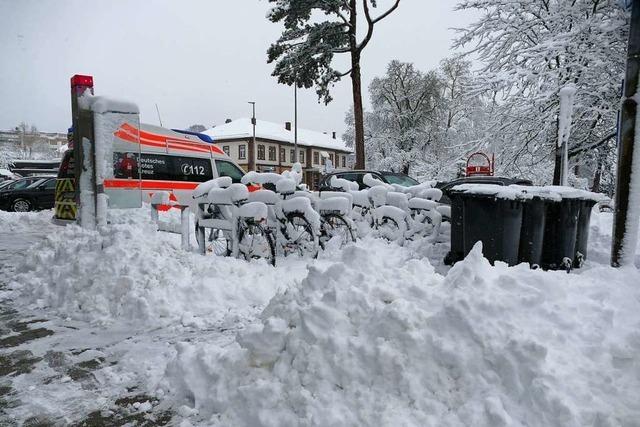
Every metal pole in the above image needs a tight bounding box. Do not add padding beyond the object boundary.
[155,103,163,127]
[248,101,256,171]
[612,1,640,266]
[294,83,298,164]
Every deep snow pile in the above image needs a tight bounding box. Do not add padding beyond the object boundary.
[12,208,296,326]
[165,239,640,426]
[0,209,55,233]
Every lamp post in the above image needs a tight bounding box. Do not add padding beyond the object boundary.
[294,83,298,164]
[248,101,256,171]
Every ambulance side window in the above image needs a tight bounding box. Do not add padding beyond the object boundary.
[215,160,244,183]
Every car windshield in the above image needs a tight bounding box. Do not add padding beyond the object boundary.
[382,173,419,187]
[26,179,47,189]
[0,180,14,190]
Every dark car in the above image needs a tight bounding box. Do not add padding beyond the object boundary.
[319,170,420,191]
[0,177,58,212]
[436,176,533,204]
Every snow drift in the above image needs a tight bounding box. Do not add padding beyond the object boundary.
[12,209,292,325]
[166,239,640,426]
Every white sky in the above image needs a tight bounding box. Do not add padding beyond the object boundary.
[0,0,477,135]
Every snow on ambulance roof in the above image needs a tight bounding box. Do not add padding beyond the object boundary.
[78,92,139,114]
[202,118,351,152]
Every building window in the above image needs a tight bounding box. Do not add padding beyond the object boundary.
[222,145,230,156]
[299,150,305,163]
[329,153,334,165]
[238,145,246,160]
[290,149,295,163]
[258,144,265,160]
[313,151,319,165]
[280,147,286,162]
[342,155,346,168]
[268,146,276,161]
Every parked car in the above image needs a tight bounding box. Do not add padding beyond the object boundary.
[0,177,58,212]
[319,170,420,191]
[436,176,533,204]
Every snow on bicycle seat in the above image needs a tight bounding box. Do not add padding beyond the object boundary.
[320,190,353,205]
[247,189,279,205]
[238,201,268,221]
[408,198,438,211]
[318,197,351,216]
[276,178,297,195]
[207,188,233,205]
[193,176,232,198]
[330,175,358,192]
[375,205,407,223]
[349,190,370,208]
[386,192,409,211]
[229,183,249,203]
[368,186,389,207]
[241,171,283,186]
[418,188,443,202]
[436,205,451,219]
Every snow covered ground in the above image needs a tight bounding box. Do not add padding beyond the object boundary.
[1,206,639,426]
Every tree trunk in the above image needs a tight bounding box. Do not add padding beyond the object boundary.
[349,0,365,170]
[351,55,365,169]
[592,150,604,193]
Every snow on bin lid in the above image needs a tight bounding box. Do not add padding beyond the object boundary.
[451,184,532,200]
[545,186,607,201]
[510,185,562,201]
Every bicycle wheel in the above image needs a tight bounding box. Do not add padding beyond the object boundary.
[237,221,276,266]
[282,212,319,258]
[407,210,434,240]
[377,216,403,243]
[320,213,355,249]
[208,228,231,257]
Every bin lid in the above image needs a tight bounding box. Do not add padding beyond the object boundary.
[451,183,532,200]
[545,186,608,202]
[511,185,562,201]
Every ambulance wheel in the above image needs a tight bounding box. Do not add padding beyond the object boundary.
[12,198,32,212]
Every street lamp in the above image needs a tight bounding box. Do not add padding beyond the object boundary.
[294,83,298,164]
[248,101,256,171]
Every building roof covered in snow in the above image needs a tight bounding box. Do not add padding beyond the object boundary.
[203,118,351,152]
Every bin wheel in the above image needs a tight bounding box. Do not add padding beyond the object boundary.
[575,252,584,269]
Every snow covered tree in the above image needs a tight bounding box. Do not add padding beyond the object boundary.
[266,0,401,169]
[186,124,207,133]
[343,58,488,179]
[454,0,629,186]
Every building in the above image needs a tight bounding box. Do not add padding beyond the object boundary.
[203,118,352,189]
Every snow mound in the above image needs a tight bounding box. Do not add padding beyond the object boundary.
[165,240,640,426]
[11,209,287,325]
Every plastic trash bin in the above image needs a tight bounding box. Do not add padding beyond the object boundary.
[451,185,524,266]
[444,191,465,265]
[518,196,548,268]
[541,188,582,271]
[516,187,561,268]
[573,191,605,268]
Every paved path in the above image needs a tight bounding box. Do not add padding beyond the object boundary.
[0,228,175,426]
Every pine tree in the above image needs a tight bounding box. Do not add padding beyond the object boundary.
[266,0,401,169]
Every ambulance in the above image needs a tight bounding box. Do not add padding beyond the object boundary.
[54,121,246,221]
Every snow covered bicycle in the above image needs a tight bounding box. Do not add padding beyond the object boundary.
[242,171,320,259]
[317,191,356,249]
[194,181,275,265]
